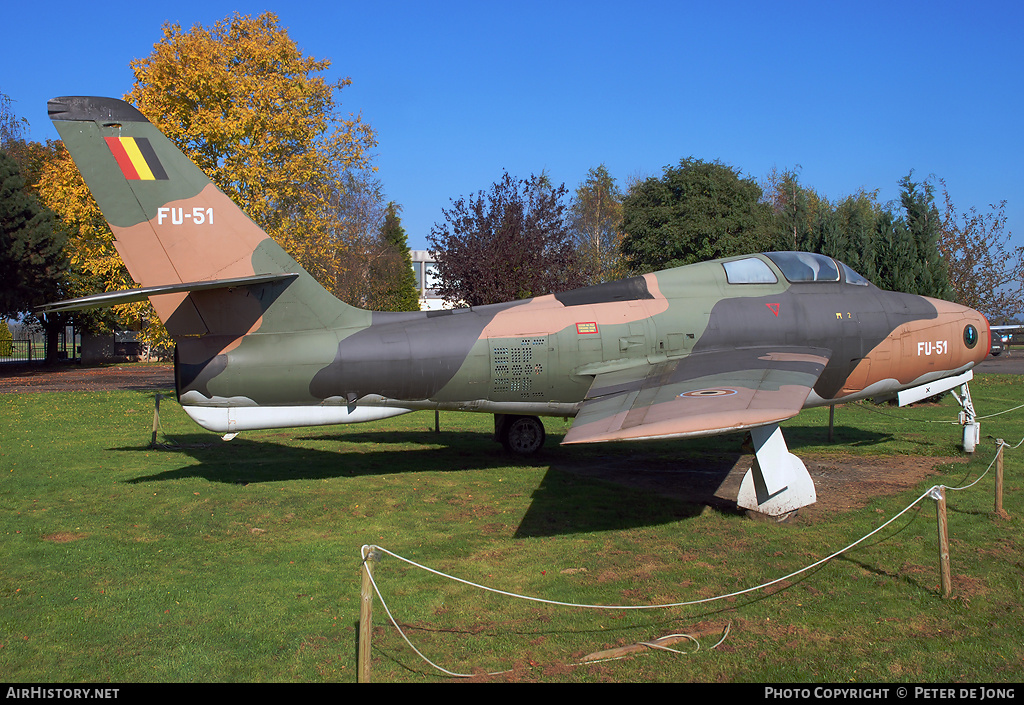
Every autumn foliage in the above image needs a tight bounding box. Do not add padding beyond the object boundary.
[938,180,1024,323]
[30,12,380,344]
[126,12,378,286]
[428,172,586,306]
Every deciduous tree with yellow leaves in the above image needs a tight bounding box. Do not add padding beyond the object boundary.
[127,11,378,284]
[34,12,380,346]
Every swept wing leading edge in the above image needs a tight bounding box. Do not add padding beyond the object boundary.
[563,346,832,444]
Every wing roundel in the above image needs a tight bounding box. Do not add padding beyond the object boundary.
[563,347,832,444]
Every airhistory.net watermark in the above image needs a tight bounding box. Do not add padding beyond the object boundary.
[5,688,119,700]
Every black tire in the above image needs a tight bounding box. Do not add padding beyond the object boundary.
[500,415,546,455]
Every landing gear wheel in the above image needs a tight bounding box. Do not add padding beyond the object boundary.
[499,415,546,455]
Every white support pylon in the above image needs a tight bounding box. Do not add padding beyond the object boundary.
[737,424,817,516]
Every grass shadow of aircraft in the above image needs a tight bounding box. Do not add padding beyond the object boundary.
[110,431,730,537]
[113,420,894,538]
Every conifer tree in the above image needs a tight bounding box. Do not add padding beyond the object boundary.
[371,203,420,311]
[0,150,67,316]
[0,150,70,362]
[899,175,951,300]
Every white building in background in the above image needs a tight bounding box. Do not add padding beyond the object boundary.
[410,250,450,311]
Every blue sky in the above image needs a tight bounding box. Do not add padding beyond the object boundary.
[2,1,1021,255]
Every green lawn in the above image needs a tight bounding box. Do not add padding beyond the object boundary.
[1,375,1021,682]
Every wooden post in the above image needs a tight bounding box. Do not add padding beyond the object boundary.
[359,547,378,683]
[150,394,161,447]
[828,405,835,443]
[995,440,1005,516]
[934,486,952,599]
[434,409,440,434]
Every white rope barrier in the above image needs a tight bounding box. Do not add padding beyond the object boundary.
[846,395,1024,425]
[361,437,1016,677]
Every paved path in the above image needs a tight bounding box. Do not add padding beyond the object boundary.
[0,363,174,394]
[974,352,1024,375]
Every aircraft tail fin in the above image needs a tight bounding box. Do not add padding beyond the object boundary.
[47,96,362,339]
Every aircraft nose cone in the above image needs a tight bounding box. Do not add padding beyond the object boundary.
[966,309,990,363]
[937,300,989,368]
[886,298,989,386]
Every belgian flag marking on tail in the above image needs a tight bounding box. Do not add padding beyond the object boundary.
[104,136,169,181]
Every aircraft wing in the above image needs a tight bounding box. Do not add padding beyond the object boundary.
[562,346,832,444]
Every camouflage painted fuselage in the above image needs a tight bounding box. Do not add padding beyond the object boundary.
[174,255,986,440]
[47,96,989,443]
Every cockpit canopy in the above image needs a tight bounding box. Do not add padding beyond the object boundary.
[722,252,870,286]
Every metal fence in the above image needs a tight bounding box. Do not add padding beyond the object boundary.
[0,340,37,363]
[0,337,78,364]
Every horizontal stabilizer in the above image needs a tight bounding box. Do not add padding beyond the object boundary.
[37,273,300,313]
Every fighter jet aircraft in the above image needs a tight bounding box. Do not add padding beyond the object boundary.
[43,96,990,516]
